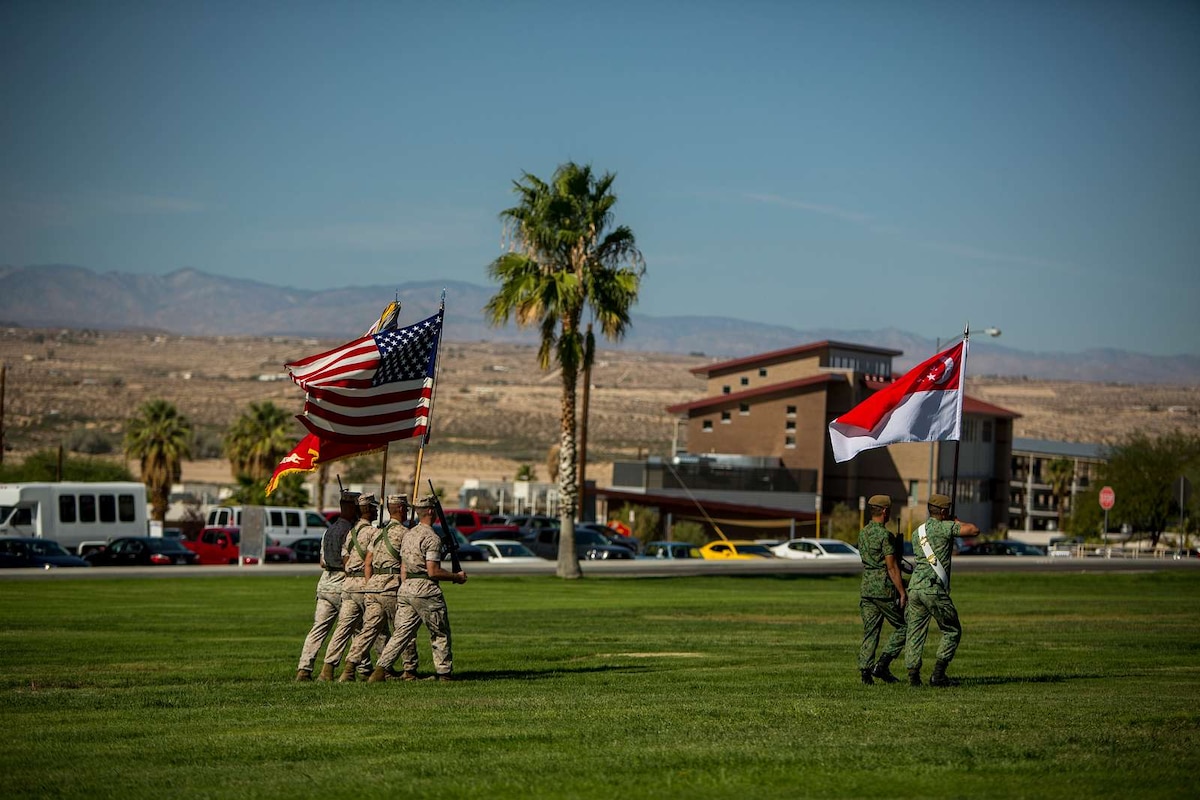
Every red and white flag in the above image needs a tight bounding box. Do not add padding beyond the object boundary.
[286,310,443,444]
[828,340,968,463]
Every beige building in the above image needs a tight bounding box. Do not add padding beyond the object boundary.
[654,340,1019,533]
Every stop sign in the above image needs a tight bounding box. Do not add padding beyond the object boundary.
[1099,486,1115,510]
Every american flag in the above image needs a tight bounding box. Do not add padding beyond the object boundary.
[286,311,443,443]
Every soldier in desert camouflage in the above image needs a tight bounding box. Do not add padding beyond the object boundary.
[322,493,385,682]
[295,489,358,681]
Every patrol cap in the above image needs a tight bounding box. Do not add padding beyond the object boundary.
[414,494,437,509]
[386,493,409,506]
[339,490,361,504]
[928,493,952,510]
[867,494,891,509]
[357,493,380,508]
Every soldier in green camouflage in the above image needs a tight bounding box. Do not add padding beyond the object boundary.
[904,493,979,687]
[857,494,908,684]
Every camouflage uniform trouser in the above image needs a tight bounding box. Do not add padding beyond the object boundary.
[378,592,453,676]
[322,591,386,675]
[904,587,962,670]
[347,591,415,670]
[297,589,343,672]
[858,597,906,670]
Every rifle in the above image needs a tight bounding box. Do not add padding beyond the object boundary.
[426,479,461,573]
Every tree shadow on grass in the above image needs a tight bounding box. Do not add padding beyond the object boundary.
[457,664,653,682]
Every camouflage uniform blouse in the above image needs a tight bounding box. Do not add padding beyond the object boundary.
[858,521,901,599]
[315,516,351,594]
[910,518,959,593]
[365,520,407,594]
[399,523,444,599]
[340,519,377,592]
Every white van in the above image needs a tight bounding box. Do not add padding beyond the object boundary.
[0,482,149,555]
[205,506,328,547]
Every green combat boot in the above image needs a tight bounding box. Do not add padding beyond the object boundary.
[367,667,389,683]
[860,669,874,685]
[338,662,358,683]
[908,668,922,687]
[317,663,335,681]
[295,669,312,682]
[929,659,958,687]
[871,656,899,684]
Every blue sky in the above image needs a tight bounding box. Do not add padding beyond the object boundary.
[2,1,1197,356]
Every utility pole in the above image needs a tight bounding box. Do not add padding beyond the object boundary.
[0,363,6,466]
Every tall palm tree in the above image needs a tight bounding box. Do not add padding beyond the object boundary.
[224,401,296,483]
[1045,457,1075,532]
[124,399,192,522]
[486,162,644,578]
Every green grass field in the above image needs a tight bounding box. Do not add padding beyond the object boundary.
[1,571,1197,799]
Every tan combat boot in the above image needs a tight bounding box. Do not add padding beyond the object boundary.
[295,669,312,682]
[367,667,389,683]
[400,671,419,681]
[317,663,335,681]
[338,662,358,682]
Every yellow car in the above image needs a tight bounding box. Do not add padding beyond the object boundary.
[698,540,776,560]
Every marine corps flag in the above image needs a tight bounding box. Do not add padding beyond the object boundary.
[265,433,388,496]
[828,339,968,463]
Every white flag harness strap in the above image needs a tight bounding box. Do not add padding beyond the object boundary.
[915,523,951,593]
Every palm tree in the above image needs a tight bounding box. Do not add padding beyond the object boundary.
[124,399,192,522]
[224,401,296,483]
[486,162,644,578]
[1045,457,1075,532]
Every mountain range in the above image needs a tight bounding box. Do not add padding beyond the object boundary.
[2,264,1197,383]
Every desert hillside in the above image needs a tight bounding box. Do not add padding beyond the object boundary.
[2,328,1197,493]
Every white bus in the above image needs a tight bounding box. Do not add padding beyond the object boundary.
[0,482,149,554]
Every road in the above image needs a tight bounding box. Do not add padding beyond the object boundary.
[3,556,1199,581]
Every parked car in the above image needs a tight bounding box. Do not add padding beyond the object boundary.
[960,540,1046,556]
[466,524,522,542]
[643,541,702,560]
[429,524,488,562]
[529,527,634,560]
[84,536,199,566]
[186,526,244,565]
[439,508,489,535]
[495,514,559,535]
[576,522,640,553]
[472,539,543,563]
[0,537,91,568]
[290,537,322,564]
[771,538,860,560]
[698,540,775,559]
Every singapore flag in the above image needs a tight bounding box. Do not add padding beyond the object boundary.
[828,340,968,463]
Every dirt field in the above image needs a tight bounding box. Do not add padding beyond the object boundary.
[2,328,1198,494]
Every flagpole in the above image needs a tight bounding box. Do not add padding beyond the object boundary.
[377,293,401,515]
[410,290,446,505]
[948,322,970,518]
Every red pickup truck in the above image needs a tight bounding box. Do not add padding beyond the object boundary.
[185,526,296,565]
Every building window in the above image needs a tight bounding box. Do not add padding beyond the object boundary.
[786,405,796,417]
[722,385,731,394]
[758,367,768,377]
[909,481,919,504]
[982,420,993,443]
[721,411,732,423]
[785,435,796,449]
[739,403,750,416]
[740,377,749,386]
[962,419,977,442]
[702,420,713,432]
[785,420,795,431]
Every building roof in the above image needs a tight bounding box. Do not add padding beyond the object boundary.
[690,340,904,377]
[666,374,844,415]
[1012,438,1106,460]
